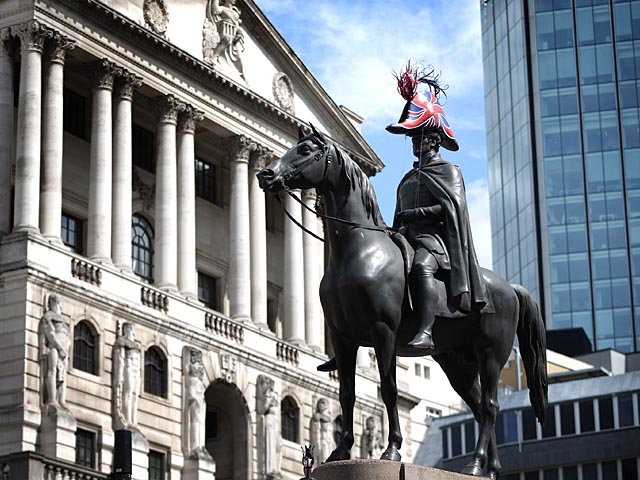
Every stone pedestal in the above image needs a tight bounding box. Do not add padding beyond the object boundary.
[38,409,77,463]
[182,452,216,480]
[131,429,150,480]
[313,460,472,480]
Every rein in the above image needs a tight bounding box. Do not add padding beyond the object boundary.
[275,141,396,242]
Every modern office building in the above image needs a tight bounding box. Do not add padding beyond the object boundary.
[482,0,640,353]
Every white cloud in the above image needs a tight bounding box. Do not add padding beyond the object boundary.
[255,0,484,128]
[465,178,493,269]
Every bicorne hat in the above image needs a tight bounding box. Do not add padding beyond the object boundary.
[385,62,459,152]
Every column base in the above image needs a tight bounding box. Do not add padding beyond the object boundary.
[38,406,77,463]
[90,255,114,266]
[231,314,251,323]
[182,450,216,480]
[43,235,65,247]
[157,283,179,293]
[181,290,198,301]
[7,226,40,239]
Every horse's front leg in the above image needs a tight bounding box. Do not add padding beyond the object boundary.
[326,329,358,462]
[372,323,402,461]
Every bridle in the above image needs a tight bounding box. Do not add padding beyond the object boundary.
[275,136,395,242]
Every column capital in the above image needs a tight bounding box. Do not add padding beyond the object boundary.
[45,31,75,65]
[227,135,256,164]
[249,145,273,171]
[154,94,185,125]
[114,70,143,100]
[177,105,204,134]
[86,59,122,90]
[0,28,16,58]
[12,20,53,53]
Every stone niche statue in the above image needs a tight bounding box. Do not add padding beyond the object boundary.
[310,398,333,464]
[202,0,245,79]
[39,294,71,413]
[182,347,210,458]
[113,321,141,430]
[256,375,282,480]
[360,416,385,460]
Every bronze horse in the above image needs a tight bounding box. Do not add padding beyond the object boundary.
[257,126,547,479]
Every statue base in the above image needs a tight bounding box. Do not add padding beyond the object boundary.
[313,460,471,480]
[38,407,77,462]
[182,450,216,480]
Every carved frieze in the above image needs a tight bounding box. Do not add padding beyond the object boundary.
[143,0,169,36]
[132,169,155,211]
[272,73,295,114]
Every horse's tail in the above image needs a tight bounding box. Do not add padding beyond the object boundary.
[512,284,548,425]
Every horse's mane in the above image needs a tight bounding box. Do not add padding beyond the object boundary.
[330,142,386,227]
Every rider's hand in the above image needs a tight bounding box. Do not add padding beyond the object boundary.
[397,209,418,224]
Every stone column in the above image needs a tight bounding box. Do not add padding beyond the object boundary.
[40,32,75,242]
[12,21,52,233]
[249,146,271,328]
[177,105,204,298]
[0,29,15,236]
[87,59,121,262]
[302,189,323,350]
[284,190,305,344]
[154,95,184,291]
[112,71,142,272]
[228,135,255,321]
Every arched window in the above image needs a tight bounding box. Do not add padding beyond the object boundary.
[144,347,167,398]
[281,396,299,443]
[73,321,98,375]
[132,214,154,283]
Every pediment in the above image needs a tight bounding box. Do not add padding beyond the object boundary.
[97,0,382,172]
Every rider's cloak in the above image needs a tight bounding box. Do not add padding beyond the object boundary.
[396,155,487,312]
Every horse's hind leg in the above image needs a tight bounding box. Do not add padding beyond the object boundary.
[475,351,503,479]
[326,330,358,462]
[433,354,486,476]
[372,323,402,461]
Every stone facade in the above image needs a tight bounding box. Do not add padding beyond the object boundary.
[0,1,467,479]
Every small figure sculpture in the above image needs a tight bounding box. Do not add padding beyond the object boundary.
[113,321,141,429]
[299,445,316,480]
[310,399,333,464]
[256,375,282,480]
[39,294,70,412]
[360,416,385,460]
[203,0,245,77]
[183,348,208,457]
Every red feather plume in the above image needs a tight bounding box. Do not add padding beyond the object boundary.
[393,60,419,101]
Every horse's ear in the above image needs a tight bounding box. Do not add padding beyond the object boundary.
[310,123,328,144]
[298,125,309,140]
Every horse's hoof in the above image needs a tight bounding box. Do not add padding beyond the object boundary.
[487,471,499,480]
[326,448,350,462]
[461,458,484,476]
[380,447,401,462]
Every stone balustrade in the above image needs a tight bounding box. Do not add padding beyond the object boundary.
[141,286,169,313]
[276,341,300,366]
[204,312,244,343]
[70,258,102,286]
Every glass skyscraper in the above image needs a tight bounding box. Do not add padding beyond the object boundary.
[482,0,640,352]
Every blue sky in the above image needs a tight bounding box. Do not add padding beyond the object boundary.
[254,0,492,267]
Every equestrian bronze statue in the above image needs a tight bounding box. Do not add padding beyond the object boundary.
[257,64,547,480]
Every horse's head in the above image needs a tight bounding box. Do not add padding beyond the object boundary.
[257,124,332,193]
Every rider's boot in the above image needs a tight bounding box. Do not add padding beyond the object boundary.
[317,357,337,372]
[407,274,437,351]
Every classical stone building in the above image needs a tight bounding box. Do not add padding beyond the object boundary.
[0,1,439,479]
